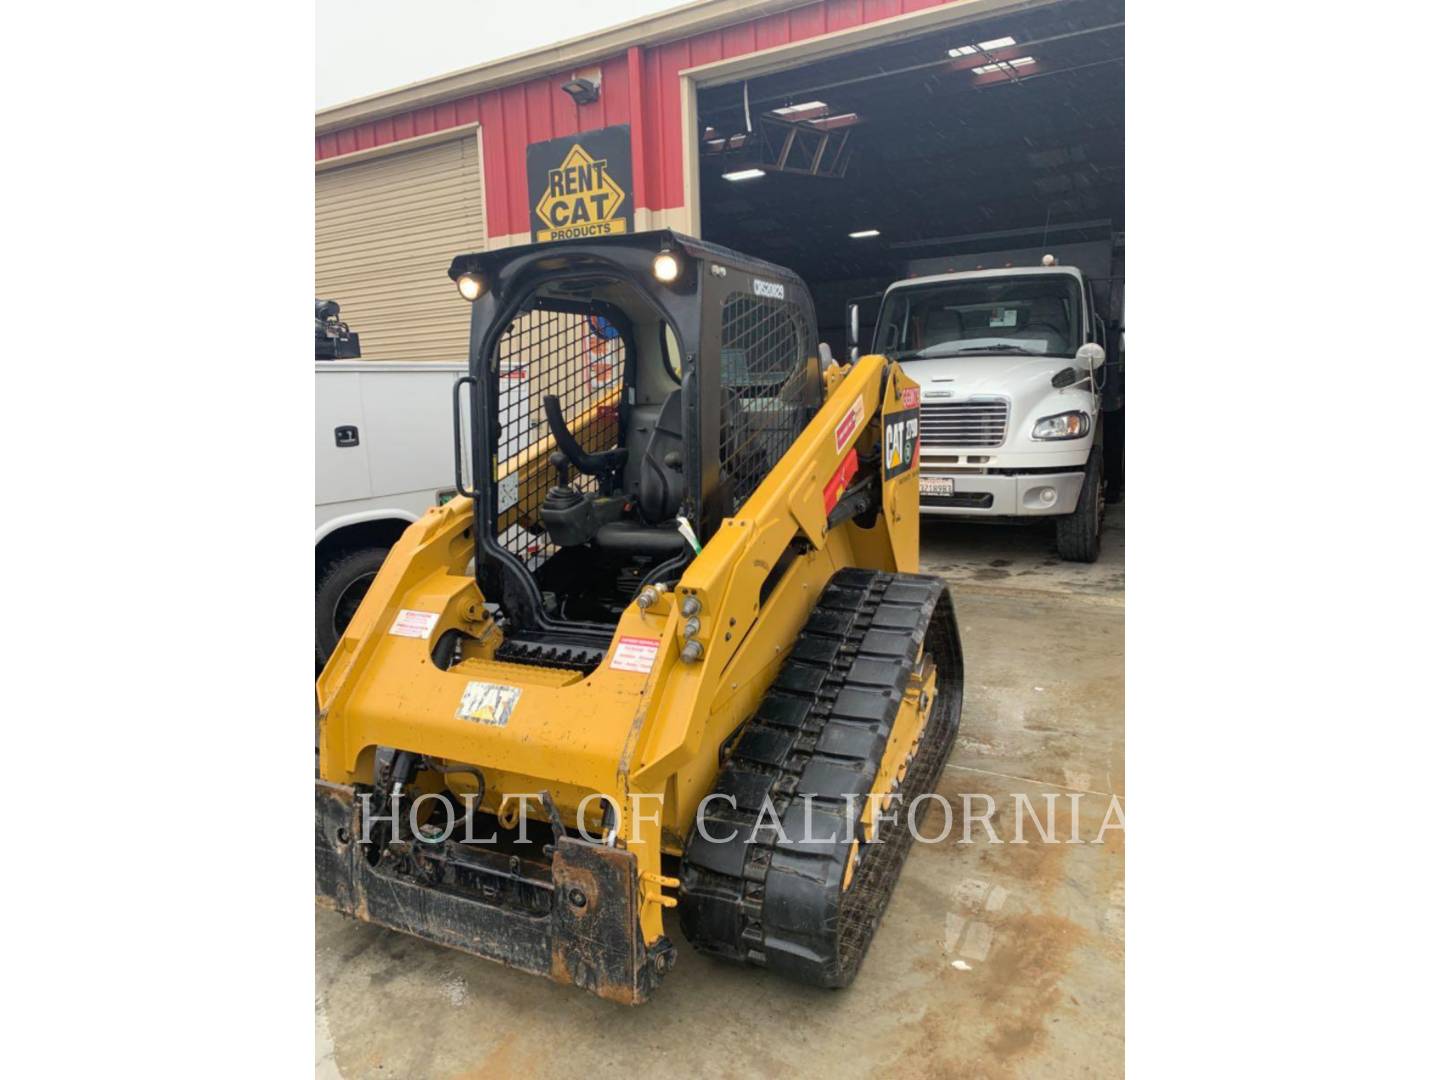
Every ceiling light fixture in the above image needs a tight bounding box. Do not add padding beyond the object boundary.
[722,168,766,181]
[771,100,828,115]
[948,35,1015,57]
[972,56,1036,75]
[849,229,880,239]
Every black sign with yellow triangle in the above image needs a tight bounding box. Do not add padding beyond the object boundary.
[526,125,634,243]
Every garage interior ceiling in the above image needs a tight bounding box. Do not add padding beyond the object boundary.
[698,0,1124,307]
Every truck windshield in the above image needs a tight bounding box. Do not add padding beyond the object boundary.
[876,276,1083,361]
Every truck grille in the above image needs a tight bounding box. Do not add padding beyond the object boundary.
[919,399,1009,448]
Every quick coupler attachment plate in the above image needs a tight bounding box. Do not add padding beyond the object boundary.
[314,780,675,1004]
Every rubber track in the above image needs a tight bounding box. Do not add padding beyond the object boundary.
[678,567,964,988]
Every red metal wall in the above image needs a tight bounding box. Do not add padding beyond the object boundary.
[316,0,952,239]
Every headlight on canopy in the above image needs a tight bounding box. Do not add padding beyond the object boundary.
[1032,411,1091,440]
[456,272,486,301]
[652,251,680,283]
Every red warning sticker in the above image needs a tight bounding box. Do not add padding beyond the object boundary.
[833,397,865,453]
[388,609,440,639]
[901,386,921,409]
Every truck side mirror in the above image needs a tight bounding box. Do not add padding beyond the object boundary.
[846,303,860,358]
[1077,342,1105,368]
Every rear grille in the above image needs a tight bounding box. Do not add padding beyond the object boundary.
[920,399,1009,448]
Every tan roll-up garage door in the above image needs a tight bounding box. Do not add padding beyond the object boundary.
[316,133,485,361]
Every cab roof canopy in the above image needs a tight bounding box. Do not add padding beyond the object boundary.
[447,228,809,290]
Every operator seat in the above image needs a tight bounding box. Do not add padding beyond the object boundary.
[636,389,685,522]
[593,389,688,556]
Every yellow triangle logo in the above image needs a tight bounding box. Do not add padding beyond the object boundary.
[535,144,628,242]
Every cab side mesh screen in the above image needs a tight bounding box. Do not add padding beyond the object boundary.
[718,292,810,514]
[492,309,624,566]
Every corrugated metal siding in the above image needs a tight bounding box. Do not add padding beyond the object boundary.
[316,0,955,238]
[478,53,634,245]
[315,134,485,361]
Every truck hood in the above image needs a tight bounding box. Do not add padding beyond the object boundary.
[900,353,1075,401]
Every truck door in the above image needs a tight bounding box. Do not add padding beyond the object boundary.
[359,368,465,500]
[315,368,373,506]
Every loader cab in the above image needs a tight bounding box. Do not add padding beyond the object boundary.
[449,231,823,664]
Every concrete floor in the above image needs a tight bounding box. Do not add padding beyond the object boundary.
[317,508,1124,1079]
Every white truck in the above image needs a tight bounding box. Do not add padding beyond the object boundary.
[852,243,1123,562]
[314,357,468,662]
[314,299,628,663]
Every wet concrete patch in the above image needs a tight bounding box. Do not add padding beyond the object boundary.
[920,505,1124,602]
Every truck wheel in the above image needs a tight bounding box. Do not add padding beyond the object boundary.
[1056,451,1103,563]
[316,547,388,665]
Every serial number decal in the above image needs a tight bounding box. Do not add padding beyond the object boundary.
[883,407,921,481]
[834,396,865,454]
[456,681,522,727]
[752,277,786,300]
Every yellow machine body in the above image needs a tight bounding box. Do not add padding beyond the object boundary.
[314,230,961,1004]
[317,353,919,967]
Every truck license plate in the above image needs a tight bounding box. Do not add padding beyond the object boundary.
[919,475,954,497]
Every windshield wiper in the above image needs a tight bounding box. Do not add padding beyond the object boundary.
[893,344,1037,360]
[950,344,1035,354]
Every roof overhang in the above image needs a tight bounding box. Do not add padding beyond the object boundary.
[316,0,818,135]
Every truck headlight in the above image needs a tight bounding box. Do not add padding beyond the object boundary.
[1032,412,1090,440]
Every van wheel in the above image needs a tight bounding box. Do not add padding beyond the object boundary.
[316,547,388,665]
[1056,451,1103,563]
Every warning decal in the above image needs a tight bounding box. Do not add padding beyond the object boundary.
[497,471,520,515]
[833,396,865,454]
[388,609,440,639]
[456,681,522,727]
[527,125,634,243]
[610,636,660,674]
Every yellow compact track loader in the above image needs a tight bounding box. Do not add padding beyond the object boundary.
[316,231,963,1003]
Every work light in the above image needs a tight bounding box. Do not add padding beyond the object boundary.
[652,251,680,283]
[456,272,486,301]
